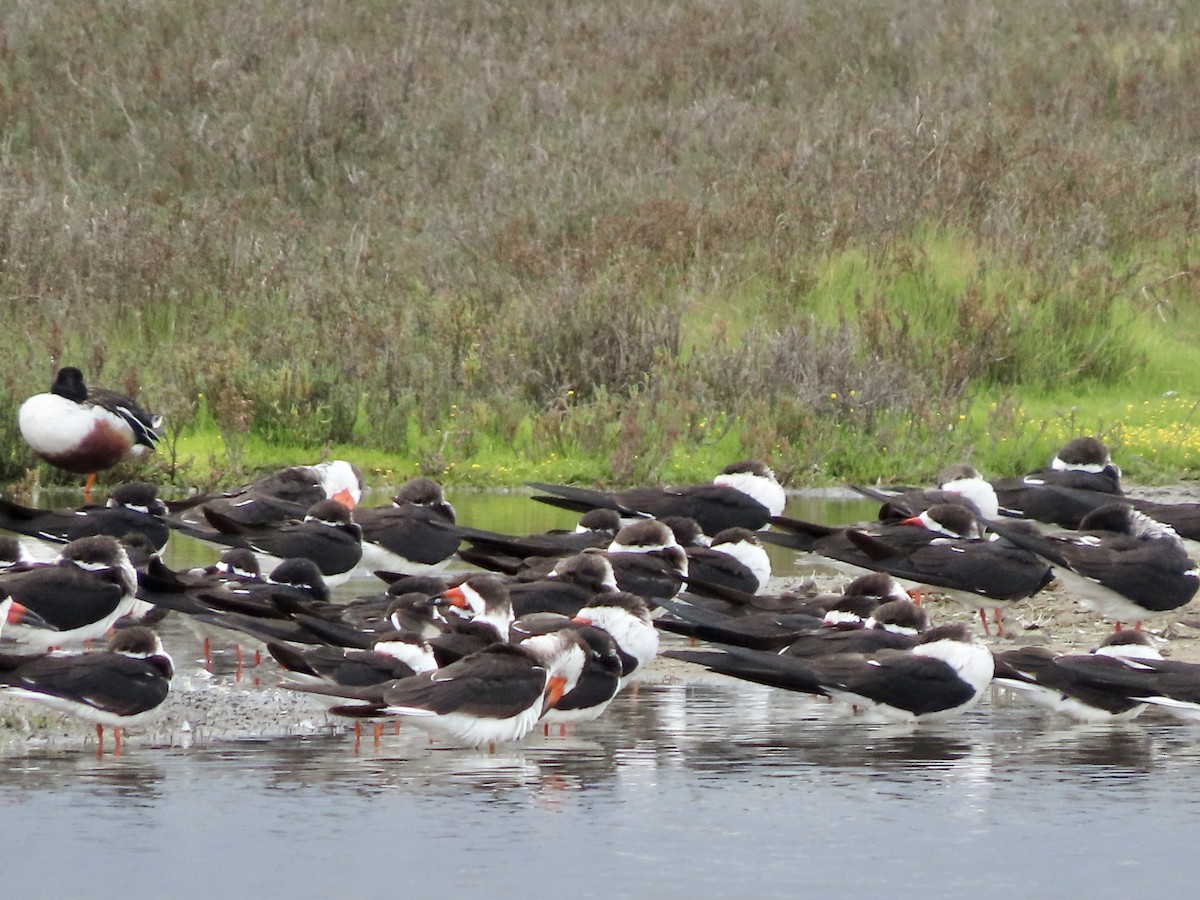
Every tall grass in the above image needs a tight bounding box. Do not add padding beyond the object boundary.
[1,1,1199,488]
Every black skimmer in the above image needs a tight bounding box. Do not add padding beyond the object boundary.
[165,557,333,669]
[354,477,461,575]
[769,504,1054,633]
[308,630,588,748]
[426,575,517,665]
[174,498,364,585]
[656,592,927,655]
[17,366,162,499]
[266,632,438,696]
[1038,649,1200,720]
[527,459,786,536]
[764,501,989,555]
[851,463,1000,520]
[602,520,689,603]
[0,482,170,554]
[167,459,363,529]
[683,527,772,595]
[992,436,1124,527]
[451,508,622,575]
[0,626,173,750]
[990,503,1200,627]
[992,631,1162,722]
[0,536,140,650]
[537,623,623,727]
[507,551,620,618]
[572,591,659,689]
[669,623,995,721]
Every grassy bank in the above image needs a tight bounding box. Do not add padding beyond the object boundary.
[2,1,1199,491]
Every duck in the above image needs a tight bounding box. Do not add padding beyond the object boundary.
[18,367,162,499]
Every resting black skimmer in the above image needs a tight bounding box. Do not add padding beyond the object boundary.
[266,633,438,699]
[506,552,621,618]
[354,477,461,576]
[18,367,162,499]
[0,626,173,751]
[992,436,1124,528]
[851,463,1000,520]
[668,623,994,722]
[303,630,588,748]
[572,591,659,689]
[600,520,689,604]
[173,499,363,585]
[167,460,362,529]
[990,503,1200,628]
[683,527,772,595]
[0,536,140,650]
[450,508,622,575]
[992,631,1162,722]
[527,460,786,536]
[767,504,1054,633]
[0,482,170,554]
[656,594,927,656]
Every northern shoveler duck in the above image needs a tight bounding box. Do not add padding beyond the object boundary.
[18,367,162,499]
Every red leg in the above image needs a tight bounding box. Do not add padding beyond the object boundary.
[84,473,96,503]
[978,609,991,636]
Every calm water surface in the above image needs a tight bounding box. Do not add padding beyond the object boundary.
[2,489,1198,898]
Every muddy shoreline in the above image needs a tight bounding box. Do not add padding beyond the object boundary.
[4,482,1200,753]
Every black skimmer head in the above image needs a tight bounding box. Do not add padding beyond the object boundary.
[438,575,516,640]
[863,599,930,636]
[0,536,33,570]
[58,535,139,598]
[106,482,168,518]
[212,548,264,581]
[392,476,456,521]
[266,557,330,602]
[0,595,55,640]
[548,551,620,594]
[662,516,709,548]
[575,507,622,536]
[539,623,624,725]
[1051,436,1121,481]
[902,503,988,540]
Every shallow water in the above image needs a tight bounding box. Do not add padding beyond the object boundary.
[3,489,1197,897]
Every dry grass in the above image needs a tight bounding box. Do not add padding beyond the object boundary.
[1,1,1199,485]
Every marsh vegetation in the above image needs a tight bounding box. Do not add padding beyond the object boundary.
[2,1,1199,488]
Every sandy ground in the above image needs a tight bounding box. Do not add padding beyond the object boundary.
[3,482,1200,753]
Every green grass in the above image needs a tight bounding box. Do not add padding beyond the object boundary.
[3,1,1200,491]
